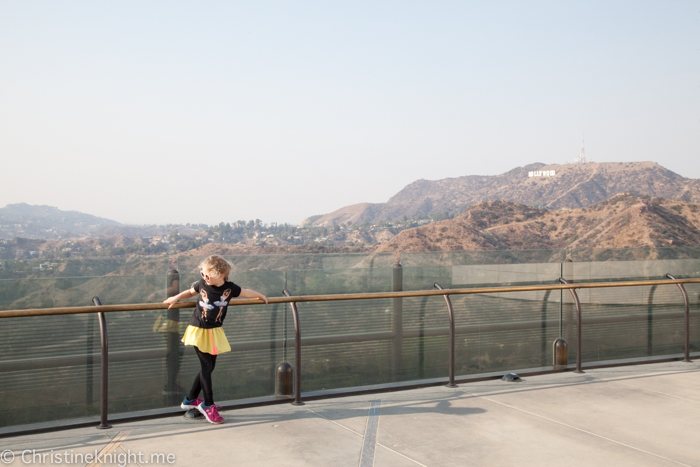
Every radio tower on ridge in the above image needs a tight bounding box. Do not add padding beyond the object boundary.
[575,133,586,164]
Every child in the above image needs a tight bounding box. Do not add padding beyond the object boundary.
[164,255,268,424]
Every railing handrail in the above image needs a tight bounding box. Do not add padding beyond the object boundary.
[2,277,700,319]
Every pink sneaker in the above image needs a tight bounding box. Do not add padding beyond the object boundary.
[180,397,204,410]
[198,403,224,424]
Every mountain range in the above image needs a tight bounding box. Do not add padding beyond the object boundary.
[0,203,120,239]
[376,194,700,253]
[3,161,700,256]
[0,203,201,239]
[303,162,700,226]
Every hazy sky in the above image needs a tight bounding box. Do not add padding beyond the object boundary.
[1,1,698,226]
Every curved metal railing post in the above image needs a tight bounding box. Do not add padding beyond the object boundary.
[558,278,584,374]
[434,283,457,388]
[665,274,691,362]
[282,290,304,405]
[91,297,112,429]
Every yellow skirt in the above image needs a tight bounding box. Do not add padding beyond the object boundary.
[182,325,231,355]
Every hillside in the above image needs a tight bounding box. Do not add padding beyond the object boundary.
[305,162,700,226]
[376,194,700,253]
[5,161,700,258]
[0,203,121,239]
[0,203,212,241]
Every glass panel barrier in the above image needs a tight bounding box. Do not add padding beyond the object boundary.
[401,249,567,267]
[0,313,101,426]
[0,257,171,428]
[289,298,395,390]
[0,257,170,310]
[1,248,699,430]
[569,258,700,362]
[451,289,563,374]
[571,247,700,262]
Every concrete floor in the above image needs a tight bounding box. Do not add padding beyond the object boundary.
[1,361,699,467]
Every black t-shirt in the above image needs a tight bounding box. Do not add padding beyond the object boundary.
[188,279,242,329]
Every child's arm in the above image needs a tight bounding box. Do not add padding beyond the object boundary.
[239,288,268,304]
[163,287,197,308]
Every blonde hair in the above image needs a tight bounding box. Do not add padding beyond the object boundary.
[199,255,232,281]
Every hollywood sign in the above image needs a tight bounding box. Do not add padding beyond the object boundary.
[528,170,556,177]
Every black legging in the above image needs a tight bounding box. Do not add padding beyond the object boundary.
[188,347,218,406]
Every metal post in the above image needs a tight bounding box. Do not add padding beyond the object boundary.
[418,295,427,379]
[92,297,112,429]
[86,312,95,411]
[665,274,691,362]
[558,279,584,374]
[434,283,457,388]
[561,260,573,343]
[392,258,403,379]
[282,290,304,406]
[541,289,552,367]
[560,263,564,339]
[165,268,180,402]
[647,285,658,357]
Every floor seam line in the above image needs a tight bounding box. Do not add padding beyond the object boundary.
[375,443,429,467]
[359,400,380,467]
[305,404,428,466]
[472,393,692,467]
[613,381,700,404]
[304,408,364,437]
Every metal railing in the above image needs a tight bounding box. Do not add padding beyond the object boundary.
[0,275,698,432]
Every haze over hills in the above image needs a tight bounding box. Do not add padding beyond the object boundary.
[303,162,700,227]
[3,161,700,260]
[0,203,121,239]
[0,203,203,239]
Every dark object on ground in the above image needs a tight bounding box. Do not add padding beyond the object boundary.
[502,373,522,382]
